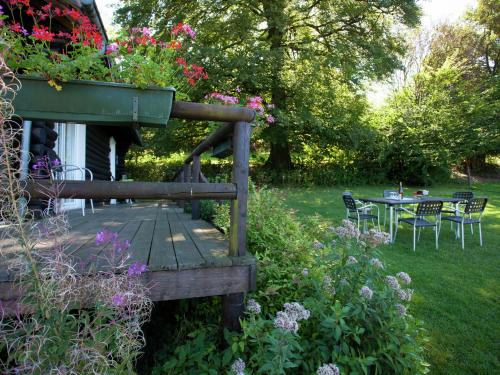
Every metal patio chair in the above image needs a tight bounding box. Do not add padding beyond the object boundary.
[441,191,474,233]
[441,197,487,250]
[49,164,95,216]
[342,193,380,232]
[394,200,443,251]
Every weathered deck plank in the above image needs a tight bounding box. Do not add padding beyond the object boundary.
[149,206,177,271]
[0,202,256,303]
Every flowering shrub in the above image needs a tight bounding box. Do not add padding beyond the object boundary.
[0,2,206,95]
[0,69,152,372]
[156,187,429,374]
[206,90,275,126]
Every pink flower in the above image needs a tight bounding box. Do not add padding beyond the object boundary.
[266,115,275,123]
[105,42,118,54]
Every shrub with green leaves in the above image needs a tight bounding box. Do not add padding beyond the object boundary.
[154,187,428,374]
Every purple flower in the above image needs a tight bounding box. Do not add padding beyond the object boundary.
[266,114,275,124]
[386,276,400,290]
[113,239,130,253]
[128,262,147,276]
[396,303,407,316]
[235,86,242,93]
[359,285,373,300]
[313,240,324,249]
[273,311,299,333]
[231,358,245,375]
[96,231,106,245]
[346,256,358,265]
[51,158,61,167]
[246,299,261,314]
[95,230,119,246]
[112,294,126,306]
[284,302,310,321]
[396,272,412,284]
[317,364,340,375]
[369,258,384,269]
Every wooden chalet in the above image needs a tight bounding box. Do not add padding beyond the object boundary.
[0,0,256,329]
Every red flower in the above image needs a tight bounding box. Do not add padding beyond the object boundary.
[168,40,181,49]
[32,25,54,42]
[176,57,187,67]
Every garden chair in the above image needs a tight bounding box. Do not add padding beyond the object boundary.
[342,193,380,232]
[441,191,474,233]
[394,200,443,251]
[441,197,487,250]
[49,164,95,216]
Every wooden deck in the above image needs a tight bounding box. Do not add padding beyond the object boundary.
[0,202,256,303]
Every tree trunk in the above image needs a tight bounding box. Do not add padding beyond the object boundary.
[262,0,293,171]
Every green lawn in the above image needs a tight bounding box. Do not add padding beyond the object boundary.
[280,183,500,375]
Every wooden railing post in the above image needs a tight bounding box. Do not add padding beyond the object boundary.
[229,121,251,257]
[191,155,201,220]
[223,121,251,332]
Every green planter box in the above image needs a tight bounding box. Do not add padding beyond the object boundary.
[13,76,176,128]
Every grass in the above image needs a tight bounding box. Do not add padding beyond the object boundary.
[280,182,500,375]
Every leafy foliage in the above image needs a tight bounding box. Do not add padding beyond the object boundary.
[152,187,428,374]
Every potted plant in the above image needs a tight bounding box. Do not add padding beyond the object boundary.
[0,2,207,127]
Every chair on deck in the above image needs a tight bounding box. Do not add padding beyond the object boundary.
[441,198,487,250]
[394,200,443,251]
[342,193,380,232]
[50,164,95,216]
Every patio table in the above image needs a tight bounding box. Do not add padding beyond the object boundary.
[358,196,463,243]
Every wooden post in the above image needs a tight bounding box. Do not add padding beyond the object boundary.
[223,121,251,332]
[191,155,201,220]
[181,163,191,210]
[229,122,251,257]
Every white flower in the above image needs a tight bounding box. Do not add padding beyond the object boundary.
[386,276,400,290]
[369,258,384,269]
[273,311,299,333]
[246,299,261,314]
[397,288,413,301]
[313,240,325,249]
[396,272,412,284]
[231,358,246,375]
[317,363,340,375]
[284,302,310,321]
[359,285,373,300]
[395,303,407,316]
[347,256,358,265]
[302,268,309,276]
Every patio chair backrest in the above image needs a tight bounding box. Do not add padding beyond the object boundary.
[383,189,398,198]
[453,191,473,201]
[342,194,357,212]
[464,198,487,214]
[416,200,443,216]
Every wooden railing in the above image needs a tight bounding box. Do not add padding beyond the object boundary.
[172,119,252,257]
[26,100,255,258]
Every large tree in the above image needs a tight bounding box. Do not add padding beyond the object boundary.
[116,0,420,170]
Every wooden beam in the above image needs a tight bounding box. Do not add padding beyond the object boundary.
[191,155,201,220]
[24,181,237,200]
[229,122,252,257]
[171,101,255,123]
[184,122,234,164]
[0,265,256,315]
